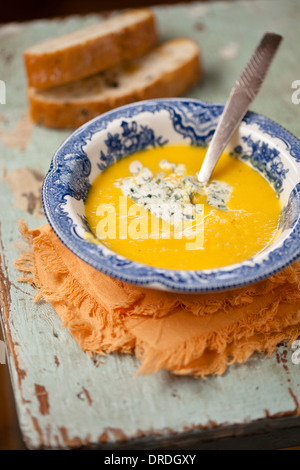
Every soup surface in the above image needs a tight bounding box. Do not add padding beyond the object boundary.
[85,144,282,270]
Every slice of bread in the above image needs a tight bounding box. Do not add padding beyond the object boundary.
[24,9,158,90]
[28,38,202,129]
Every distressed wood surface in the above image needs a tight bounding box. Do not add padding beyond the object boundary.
[0,0,300,450]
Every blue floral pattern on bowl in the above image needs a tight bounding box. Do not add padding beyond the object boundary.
[231,136,290,192]
[98,120,168,172]
[42,99,300,292]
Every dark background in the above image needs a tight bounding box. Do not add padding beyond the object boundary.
[0,0,217,24]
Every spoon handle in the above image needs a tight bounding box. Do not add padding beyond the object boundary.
[198,32,283,183]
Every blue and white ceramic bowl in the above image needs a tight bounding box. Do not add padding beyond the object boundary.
[42,98,300,292]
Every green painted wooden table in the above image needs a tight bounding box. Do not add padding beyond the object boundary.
[0,0,300,450]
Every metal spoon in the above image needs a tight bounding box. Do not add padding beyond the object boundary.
[197,32,283,184]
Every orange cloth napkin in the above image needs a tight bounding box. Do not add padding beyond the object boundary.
[15,220,300,377]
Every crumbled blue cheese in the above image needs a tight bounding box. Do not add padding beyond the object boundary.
[120,160,232,224]
[128,160,143,175]
[159,160,186,176]
[205,180,232,211]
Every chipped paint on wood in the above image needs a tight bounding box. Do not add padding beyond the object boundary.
[288,388,300,413]
[0,0,300,450]
[0,111,34,152]
[0,222,27,393]
[2,167,44,217]
[35,384,50,416]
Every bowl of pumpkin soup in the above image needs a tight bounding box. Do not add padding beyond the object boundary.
[42,99,300,292]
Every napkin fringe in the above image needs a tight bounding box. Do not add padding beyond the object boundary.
[133,297,300,376]
[135,326,299,377]
[14,221,39,287]
[127,266,300,320]
[15,220,107,328]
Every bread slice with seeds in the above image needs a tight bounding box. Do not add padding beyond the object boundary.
[24,9,158,90]
[28,38,202,129]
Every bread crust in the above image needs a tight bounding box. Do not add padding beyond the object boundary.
[24,9,158,90]
[28,42,202,130]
